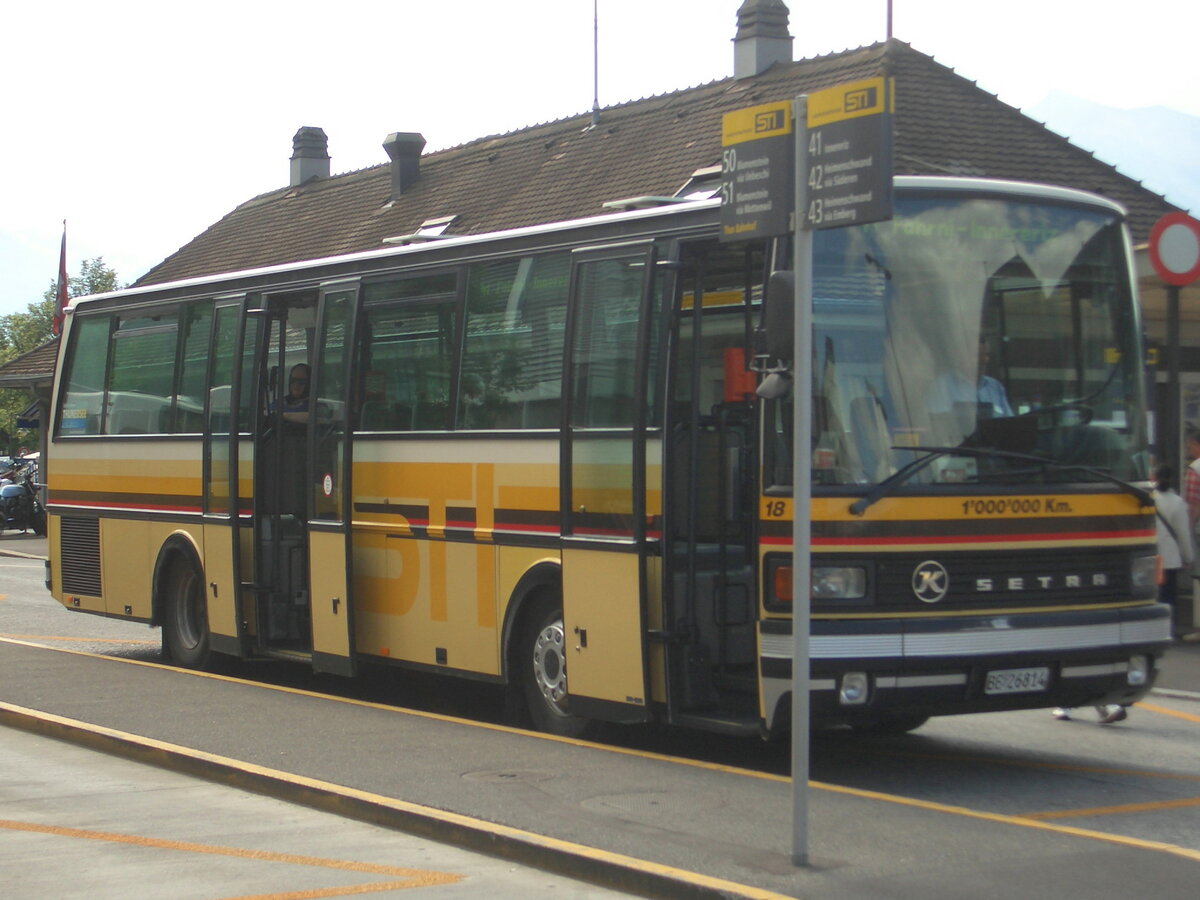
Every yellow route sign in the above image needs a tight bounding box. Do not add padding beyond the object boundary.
[803,77,894,230]
[719,101,795,241]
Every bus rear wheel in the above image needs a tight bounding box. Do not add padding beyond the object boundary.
[162,556,210,669]
[519,594,588,738]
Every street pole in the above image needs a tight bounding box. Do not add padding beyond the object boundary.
[790,94,813,867]
[1167,284,1181,476]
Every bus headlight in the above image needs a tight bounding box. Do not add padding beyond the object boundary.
[766,559,868,611]
[813,566,867,600]
[1127,654,1149,686]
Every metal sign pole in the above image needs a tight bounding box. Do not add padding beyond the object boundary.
[790,94,813,868]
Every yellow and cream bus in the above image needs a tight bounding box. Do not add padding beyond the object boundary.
[47,176,1171,736]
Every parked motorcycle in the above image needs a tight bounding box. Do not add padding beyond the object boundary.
[0,461,46,535]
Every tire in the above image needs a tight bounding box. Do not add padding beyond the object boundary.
[518,594,589,738]
[162,556,210,669]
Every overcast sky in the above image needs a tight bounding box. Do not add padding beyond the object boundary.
[2,0,1197,316]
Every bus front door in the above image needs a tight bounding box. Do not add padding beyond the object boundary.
[306,284,359,676]
[253,293,316,657]
[561,247,655,722]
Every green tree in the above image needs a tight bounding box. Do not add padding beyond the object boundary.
[0,257,122,453]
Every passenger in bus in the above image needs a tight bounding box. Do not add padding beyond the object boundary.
[280,364,311,425]
[930,337,1012,421]
[926,336,1012,441]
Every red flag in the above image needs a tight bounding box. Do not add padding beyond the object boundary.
[53,221,68,337]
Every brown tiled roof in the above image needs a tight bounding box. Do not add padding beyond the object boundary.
[136,40,1178,288]
[0,340,59,386]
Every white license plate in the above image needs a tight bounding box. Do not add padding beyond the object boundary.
[984,666,1049,695]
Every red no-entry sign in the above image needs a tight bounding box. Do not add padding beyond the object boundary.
[1149,212,1200,286]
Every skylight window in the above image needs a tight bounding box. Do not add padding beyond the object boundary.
[382,215,459,245]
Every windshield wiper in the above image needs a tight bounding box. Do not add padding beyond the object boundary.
[848,446,958,516]
[848,445,1152,516]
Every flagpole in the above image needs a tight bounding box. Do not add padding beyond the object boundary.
[591,0,601,127]
[54,220,68,337]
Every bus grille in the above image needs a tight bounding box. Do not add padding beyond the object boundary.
[60,517,102,597]
[872,549,1131,608]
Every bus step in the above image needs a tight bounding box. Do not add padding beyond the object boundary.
[260,647,312,664]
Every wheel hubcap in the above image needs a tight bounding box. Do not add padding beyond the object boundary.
[532,617,569,716]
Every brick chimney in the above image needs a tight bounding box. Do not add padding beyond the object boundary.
[383,132,426,200]
[289,126,330,187]
[733,0,793,79]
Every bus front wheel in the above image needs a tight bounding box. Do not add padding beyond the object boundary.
[519,594,588,738]
[162,556,210,669]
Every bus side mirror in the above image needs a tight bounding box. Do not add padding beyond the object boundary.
[763,270,795,363]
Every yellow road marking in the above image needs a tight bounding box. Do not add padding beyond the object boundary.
[0,818,462,896]
[814,781,1200,863]
[1021,796,1200,821]
[858,745,1200,782]
[1,632,159,646]
[1139,701,1200,724]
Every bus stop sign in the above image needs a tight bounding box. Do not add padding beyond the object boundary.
[1149,212,1200,286]
[802,77,894,230]
[719,100,795,241]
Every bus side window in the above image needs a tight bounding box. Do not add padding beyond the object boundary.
[57,315,113,437]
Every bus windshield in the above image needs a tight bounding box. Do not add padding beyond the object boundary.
[767,192,1147,489]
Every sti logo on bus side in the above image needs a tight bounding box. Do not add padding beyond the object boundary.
[755,109,786,133]
[844,87,878,112]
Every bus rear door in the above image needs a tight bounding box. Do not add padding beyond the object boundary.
[307,283,360,676]
[561,245,657,721]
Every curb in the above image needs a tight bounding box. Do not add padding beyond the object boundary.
[0,548,44,561]
[0,702,791,900]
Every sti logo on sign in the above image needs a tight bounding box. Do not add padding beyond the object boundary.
[755,109,787,133]
[844,86,878,112]
[808,77,890,126]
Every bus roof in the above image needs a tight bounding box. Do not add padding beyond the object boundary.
[68,176,1127,313]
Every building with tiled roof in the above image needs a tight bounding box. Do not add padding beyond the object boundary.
[0,341,57,393]
[137,32,1179,290]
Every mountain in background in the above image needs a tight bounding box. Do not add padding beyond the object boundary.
[1029,92,1199,215]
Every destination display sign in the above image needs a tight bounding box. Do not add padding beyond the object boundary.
[719,101,794,241]
[803,77,894,230]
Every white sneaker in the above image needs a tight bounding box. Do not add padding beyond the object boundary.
[1052,708,1072,720]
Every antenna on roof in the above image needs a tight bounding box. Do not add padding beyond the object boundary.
[591,0,601,127]
[886,0,893,39]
